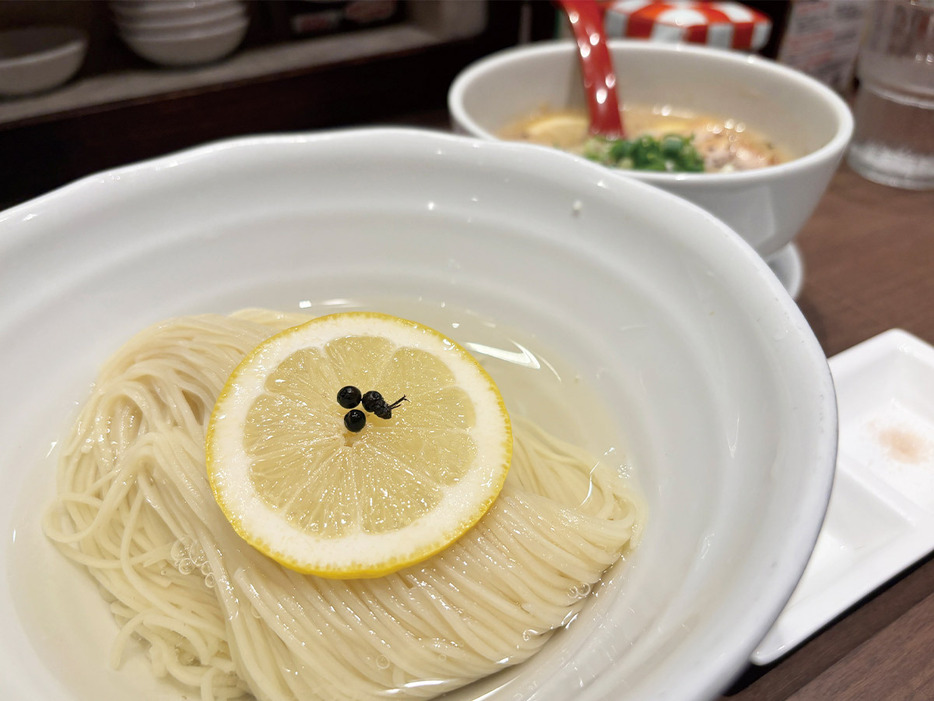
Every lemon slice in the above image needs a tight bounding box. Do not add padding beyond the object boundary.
[207,312,512,579]
[523,113,590,148]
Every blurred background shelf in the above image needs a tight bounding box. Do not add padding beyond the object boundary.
[0,0,555,209]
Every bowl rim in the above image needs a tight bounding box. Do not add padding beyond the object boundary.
[0,26,87,68]
[448,39,855,185]
[113,4,244,31]
[119,15,248,42]
[0,127,837,701]
[110,0,239,16]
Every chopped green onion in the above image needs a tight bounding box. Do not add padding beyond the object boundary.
[583,133,705,173]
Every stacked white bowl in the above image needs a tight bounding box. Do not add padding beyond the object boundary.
[0,26,88,96]
[111,0,249,67]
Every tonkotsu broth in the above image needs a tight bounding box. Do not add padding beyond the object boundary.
[500,105,791,173]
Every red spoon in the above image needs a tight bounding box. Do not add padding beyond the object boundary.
[555,0,626,139]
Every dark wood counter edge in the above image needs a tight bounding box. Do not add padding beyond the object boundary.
[724,552,934,698]
[0,43,482,208]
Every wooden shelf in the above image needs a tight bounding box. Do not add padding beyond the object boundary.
[0,23,458,128]
[0,1,554,209]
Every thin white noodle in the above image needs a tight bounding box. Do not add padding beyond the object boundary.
[43,311,644,700]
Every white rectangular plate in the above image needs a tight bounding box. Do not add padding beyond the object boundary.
[753,328,934,664]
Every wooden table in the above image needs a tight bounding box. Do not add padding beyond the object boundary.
[722,165,934,700]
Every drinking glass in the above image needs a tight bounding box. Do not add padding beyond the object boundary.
[846,0,934,190]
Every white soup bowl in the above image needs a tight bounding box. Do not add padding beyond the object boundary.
[0,128,836,701]
[449,40,854,260]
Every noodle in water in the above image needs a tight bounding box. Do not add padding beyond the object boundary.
[43,310,643,700]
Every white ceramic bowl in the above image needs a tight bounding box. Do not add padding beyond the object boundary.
[119,16,247,66]
[114,4,244,33]
[449,40,854,260]
[0,26,87,97]
[0,128,836,700]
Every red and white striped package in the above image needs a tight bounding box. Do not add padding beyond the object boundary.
[601,1,772,51]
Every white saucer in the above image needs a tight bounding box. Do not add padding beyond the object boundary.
[767,243,804,299]
[753,329,934,664]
